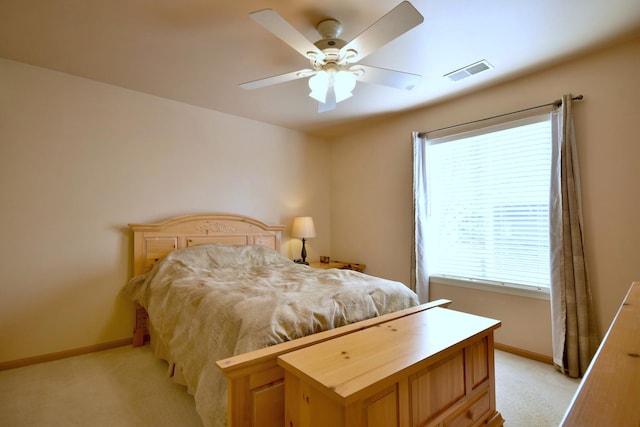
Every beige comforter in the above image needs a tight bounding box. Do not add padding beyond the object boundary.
[123,243,418,427]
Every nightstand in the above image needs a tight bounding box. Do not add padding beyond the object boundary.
[309,261,366,273]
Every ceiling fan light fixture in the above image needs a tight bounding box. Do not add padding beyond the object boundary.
[308,69,356,104]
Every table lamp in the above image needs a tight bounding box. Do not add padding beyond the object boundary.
[291,216,316,265]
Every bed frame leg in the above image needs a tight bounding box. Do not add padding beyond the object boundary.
[133,303,147,347]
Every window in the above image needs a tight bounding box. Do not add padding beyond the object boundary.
[422,113,552,292]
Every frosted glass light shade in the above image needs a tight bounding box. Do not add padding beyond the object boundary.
[333,70,356,103]
[308,72,329,103]
[308,70,356,104]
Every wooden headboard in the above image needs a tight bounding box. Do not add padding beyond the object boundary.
[129,213,285,276]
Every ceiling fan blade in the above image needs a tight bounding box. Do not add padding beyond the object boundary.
[249,9,324,61]
[239,69,313,90]
[356,65,421,90]
[341,1,424,63]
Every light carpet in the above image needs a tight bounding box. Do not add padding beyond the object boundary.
[494,350,580,426]
[0,345,579,426]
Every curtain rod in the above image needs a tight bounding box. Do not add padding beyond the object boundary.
[420,94,583,137]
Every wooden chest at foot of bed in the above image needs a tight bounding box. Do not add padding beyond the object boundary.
[278,307,504,427]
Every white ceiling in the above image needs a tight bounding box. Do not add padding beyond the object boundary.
[2,0,640,137]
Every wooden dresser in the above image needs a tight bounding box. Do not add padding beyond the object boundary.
[278,307,504,427]
[561,281,640,426]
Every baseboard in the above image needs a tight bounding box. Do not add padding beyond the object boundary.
[495,342,553,365]
[0,338,133,371]
[1,339,551,370]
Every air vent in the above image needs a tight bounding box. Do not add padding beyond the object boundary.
[444,60,493,82]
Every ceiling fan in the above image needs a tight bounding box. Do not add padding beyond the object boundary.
[239,1,424,112]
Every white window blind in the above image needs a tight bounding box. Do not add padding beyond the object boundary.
[425,113,551,290]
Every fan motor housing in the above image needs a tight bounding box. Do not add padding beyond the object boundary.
[314,18,347,54]
[314,38,346,51]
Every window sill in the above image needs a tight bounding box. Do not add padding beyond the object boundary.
[429,276,550,301]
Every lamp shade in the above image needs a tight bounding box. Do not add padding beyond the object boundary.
[291,216,316,239]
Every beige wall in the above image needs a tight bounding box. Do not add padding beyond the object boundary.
[3,33,639,364]
[0,59,331,363]
[330,33,640,357]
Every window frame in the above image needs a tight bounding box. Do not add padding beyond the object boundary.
[420,108,555,298]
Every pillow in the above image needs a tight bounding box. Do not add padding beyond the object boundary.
[165,243,291,269]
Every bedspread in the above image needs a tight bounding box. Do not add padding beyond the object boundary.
[123,243,418,427]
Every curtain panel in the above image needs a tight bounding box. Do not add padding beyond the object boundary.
[549,94,599,378]
[412,132,430,302]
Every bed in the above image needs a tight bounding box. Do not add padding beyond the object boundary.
[123,213,434,427]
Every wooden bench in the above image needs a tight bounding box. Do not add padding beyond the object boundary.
[216,300,452,427]
[278,307,504,427]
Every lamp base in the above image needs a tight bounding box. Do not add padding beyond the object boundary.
[299,238,308,264]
